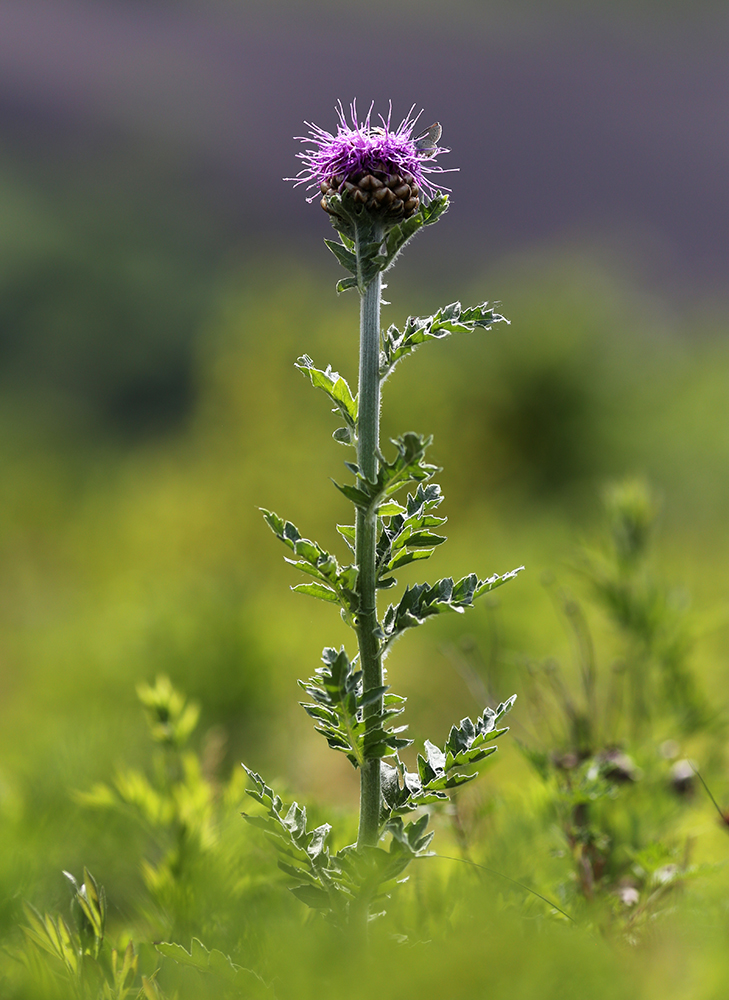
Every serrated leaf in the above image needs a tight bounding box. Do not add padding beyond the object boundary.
[385,696,517,810]
[334,434,441,523]
[307,824,332,859]
[497,693,518,717]
[359,685,390,707]
[155,938,257,988]
[406,531,447,547]
[277,860,313,881]
[323,193,447,290]
[291,582,340,604]
[370,197,450,277]
[324,238,357,274]
[421,192,450,225]
[474,566,525,598]
[263,509,358,614]
[378,500,407,517]
[381,568,524,648]
[388,548,435,571]
[380,295,509,379]
[301,702,338,723]
[168,936,204,965]
[207,948,242,981]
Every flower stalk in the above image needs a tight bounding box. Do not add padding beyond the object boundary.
[355,232,383,849]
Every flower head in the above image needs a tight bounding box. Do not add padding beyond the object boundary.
[290,101,451,209]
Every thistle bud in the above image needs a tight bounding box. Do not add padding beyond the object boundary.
[288,101,451,231]
[319,168,421,222]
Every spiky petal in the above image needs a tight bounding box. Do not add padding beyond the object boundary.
[289,101,451,203]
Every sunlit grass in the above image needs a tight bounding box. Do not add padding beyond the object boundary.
[1,253,728,997]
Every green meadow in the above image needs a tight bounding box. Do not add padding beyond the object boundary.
[2,247,729,998]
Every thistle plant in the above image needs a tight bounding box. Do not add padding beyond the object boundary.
[243,101,523,926]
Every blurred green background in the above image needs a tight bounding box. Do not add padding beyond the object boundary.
[1,0,728,996]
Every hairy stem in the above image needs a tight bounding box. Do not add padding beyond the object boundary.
[355,228,384,852]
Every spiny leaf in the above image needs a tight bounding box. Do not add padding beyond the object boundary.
[380,697,515,818]
[336,523,355,548]
[262,509,358,615]
[376,482,448,581]
[298,646,411,767]
[332,481,373,508]
[323,194,448,290]
[380,567,524,648]
[381,298,508,379]
[388,548,436,571]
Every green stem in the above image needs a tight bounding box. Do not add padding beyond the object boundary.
[355,226,384,852]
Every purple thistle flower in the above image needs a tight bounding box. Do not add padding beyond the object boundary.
[290,101,452,203]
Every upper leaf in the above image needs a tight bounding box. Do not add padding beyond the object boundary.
[324,194,450,293]
[242,767,333,865]
[381,300,508,380]
[379,567,525,652]
[295,355,357,441]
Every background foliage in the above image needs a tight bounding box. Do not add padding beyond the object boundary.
[1,0,728,996]
[2,252,729,996]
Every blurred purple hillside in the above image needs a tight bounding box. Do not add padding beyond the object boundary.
[0,1,726,433]
[1,0,726,288]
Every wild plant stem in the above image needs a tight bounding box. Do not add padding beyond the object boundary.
[355,228,384,852]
